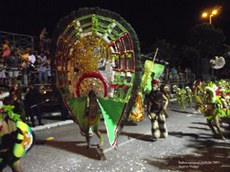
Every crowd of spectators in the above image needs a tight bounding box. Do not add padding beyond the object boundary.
[0,29,51,88]
[0,28,52,127]
[161,65,196,87]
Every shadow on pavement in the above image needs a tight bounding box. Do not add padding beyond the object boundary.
[192,121,208,126]
[118,131,154,142]
[170,108,198,114]
[124,120,138,126]
[35,139,106,160]
[143,131,230,171]
[169,131,199,139]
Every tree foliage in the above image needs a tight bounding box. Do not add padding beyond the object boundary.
[186,23,226,58]
[175,45,200,69]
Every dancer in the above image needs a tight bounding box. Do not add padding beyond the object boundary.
[145,79,169,140]
[0,91,34,172]
[84,90,103,148]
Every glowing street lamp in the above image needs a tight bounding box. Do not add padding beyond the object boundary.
[201,8,219,24]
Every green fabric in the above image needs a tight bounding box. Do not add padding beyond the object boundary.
[2,105,20,121]
[205,86,216,103]
[141,60,154,94]
[67,97,87,129]
[67,97,95,136]
[143,76,153,94]
[152,63,165,79]
[140,60,165,94]
[98,97,125,146]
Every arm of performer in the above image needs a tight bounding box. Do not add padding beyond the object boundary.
[162,93,168,110]
[162,93,169,118]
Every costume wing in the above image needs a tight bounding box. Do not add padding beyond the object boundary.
[0,120,34,170]
[51,7,142,147]
[13,121,34,158]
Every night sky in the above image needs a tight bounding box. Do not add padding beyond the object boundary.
[1,0,230,49]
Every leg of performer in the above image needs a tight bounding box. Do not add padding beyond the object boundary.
[214,117,225,140]
[93,124,103,146]
[10,160,22,172]
[207,119,217,135]
[85,127,90,149]
[158,112,168,138]
[149,113,160,140]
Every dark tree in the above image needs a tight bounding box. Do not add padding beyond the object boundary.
[186,23,226,58]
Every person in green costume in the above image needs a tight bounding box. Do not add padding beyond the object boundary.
[204,87,225,140]
[85,90,103,148]
[0,92,22,172]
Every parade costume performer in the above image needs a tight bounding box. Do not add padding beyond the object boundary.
[193,81,205,112]
[145,79,169,140]
[51,7,142,147]
[185,86,193,108]
[85,90,103,148]
[129,48,166,122]
[177,88,187,109]
[194,80,230,135]
[202,86,226,140]
[0,92,34,172]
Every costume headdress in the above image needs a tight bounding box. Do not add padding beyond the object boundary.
[205,86,216,103]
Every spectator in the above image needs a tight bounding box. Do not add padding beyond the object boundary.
[21,57,29,87]
[1,40,11,59]
[170,66,178,83]
[6,49,21,87]
[46,58,52,82]
[164,66,170,81]
[27,49,37,84]
[170,66,177,76]
[37,52,48,83]
[185,67,190,82]
[28,49,36,70]
[24,82,43,127]
[0,57,6,85]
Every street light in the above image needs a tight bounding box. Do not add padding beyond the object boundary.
[201,8,219,24]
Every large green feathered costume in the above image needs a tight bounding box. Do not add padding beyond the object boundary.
[51,7,142,147]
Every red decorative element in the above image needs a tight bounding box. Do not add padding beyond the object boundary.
[76,72,108,97]
[112,103,127,147]
[152,79,159,85]
[110,84,116,88]
[109,42,115,47]
[126,33,133,50]
[215,89,220,96]
[2,49,11,58]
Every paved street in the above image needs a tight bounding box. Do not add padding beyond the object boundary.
[3,103,230,172]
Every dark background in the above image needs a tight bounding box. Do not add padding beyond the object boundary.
[1,0,230,49]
